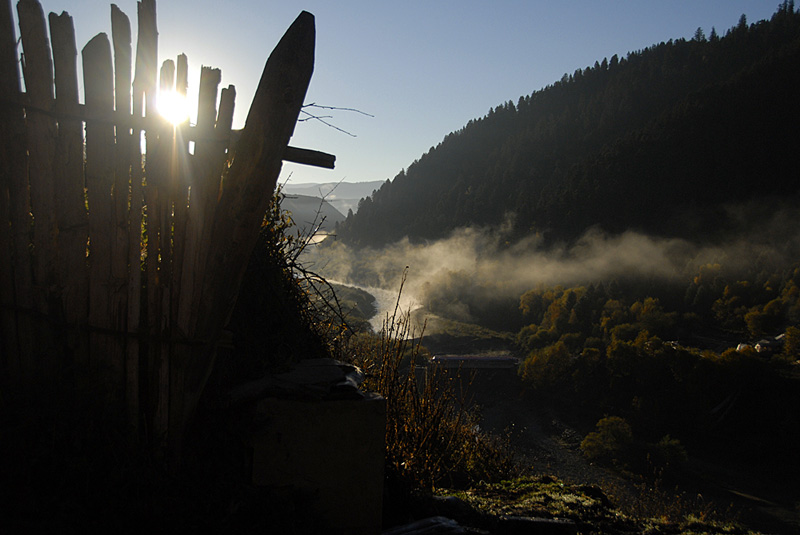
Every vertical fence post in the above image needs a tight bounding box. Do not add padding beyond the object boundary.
[169,53,190,339]
[167,11,315,469]
[0,0,28,383]
[18,0,58,380]
[111,4,136,431]
[176,66,221,339]
[132,0,158,443]
[49,11,89,368]
[158,59,175,323]
[83,32,122,395]
[197,11,315,340]
[146,58,174,445]
[127,1,152,441]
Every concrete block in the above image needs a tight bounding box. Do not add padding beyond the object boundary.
[251,393,386,534]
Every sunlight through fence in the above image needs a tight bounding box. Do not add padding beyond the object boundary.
[0,0,333,468]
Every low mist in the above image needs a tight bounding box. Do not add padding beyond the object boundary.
[305,207,800,329]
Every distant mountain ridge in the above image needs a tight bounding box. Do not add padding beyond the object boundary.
[336,6,800,248]
[280,194,345,235]
[281,180,385,216]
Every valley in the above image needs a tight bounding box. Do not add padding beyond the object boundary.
[296,8,800,532]
[321,247,800,534]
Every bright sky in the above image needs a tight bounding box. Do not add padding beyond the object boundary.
[19,1,781,184]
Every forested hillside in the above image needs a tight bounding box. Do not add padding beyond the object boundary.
[337,5,800,247]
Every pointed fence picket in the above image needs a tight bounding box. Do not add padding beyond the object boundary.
[0,0,331,468]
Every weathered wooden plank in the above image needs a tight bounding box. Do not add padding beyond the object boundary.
[176,54,188,97]
[190,75,233,317]
[144,145,166,438]
[200,82,235,230]
[0,166,13,378]
[111,3,136,431]
[150,58,176,439]
[159,60,176,99]
[214,84,236,177]
[0,0,29,382]
[128,0,159,439]
[283,146,336,169]
[199,10,315,334]
[142,34,162,342]
[133,0,157,123]
[167,56,192,451]
[217,85,236,139]
[169,74,231,469]
[50,11,89,367]
[196,67,221,144]
[210,83,235,209]
[133,0,168,441]
[126,0,152,437]
[168,10,316,468]
[112,5,132,320]
[175,66,221,338]
[169,53,190,330]
[140,8,162,361]
[18,0,57,298]
[83,32,119,386]
[193,66,222,227]
[18,0,58,380]
[0,100,174,131]
[158,58,175,286]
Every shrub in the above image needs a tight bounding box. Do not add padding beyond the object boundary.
[744,298,783,337]
[347,276,515,490]
[519,341,573,390]
[580,416,633,462]
[649,434,688,469]
[784,325,800,359]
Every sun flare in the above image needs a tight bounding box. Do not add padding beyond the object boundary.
[157,89,190,125]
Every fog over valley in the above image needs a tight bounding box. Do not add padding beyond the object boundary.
[308,204,800,329]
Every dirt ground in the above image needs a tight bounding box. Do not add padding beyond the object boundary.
[462,367,800,535]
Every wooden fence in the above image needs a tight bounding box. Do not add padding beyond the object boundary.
[0,0,331,467]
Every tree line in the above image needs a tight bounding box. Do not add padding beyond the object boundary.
[336,4,800,248]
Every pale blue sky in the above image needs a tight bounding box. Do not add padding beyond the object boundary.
[18,1,781,184]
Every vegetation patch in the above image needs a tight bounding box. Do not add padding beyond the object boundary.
[435,476,758,535]
[347,288,516,491]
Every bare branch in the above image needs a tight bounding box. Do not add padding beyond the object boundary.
[298,114,333,121]
[298,102,374,137]
[303,102,375,118]
[299,109,356,137]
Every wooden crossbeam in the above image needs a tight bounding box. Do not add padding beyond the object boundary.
[283,145,336,169]
[0,96,335,169]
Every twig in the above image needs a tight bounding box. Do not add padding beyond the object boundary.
[303,102,375,117]
[298,102,374,137]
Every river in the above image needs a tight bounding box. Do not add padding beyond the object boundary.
[332,281,422,334]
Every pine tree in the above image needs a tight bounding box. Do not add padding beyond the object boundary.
[693,27,706,41]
